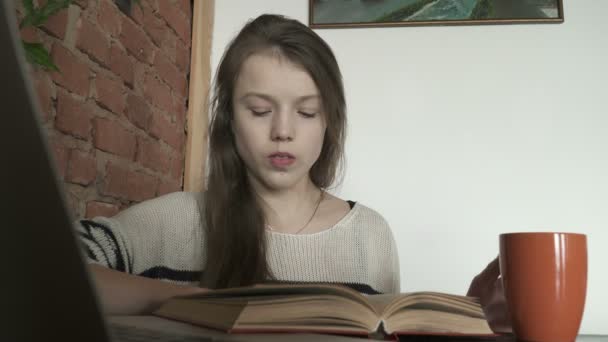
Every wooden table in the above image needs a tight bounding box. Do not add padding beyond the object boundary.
[109,316,607,342]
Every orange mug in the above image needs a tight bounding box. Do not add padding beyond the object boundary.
[499,232,587,342]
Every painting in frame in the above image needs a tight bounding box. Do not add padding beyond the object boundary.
[309,0,564,28]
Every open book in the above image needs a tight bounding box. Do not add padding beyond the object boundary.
[154,283,495,338]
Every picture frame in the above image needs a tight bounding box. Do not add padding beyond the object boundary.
[309,0,564,29]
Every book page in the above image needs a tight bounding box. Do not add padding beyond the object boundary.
[382,292,484,318]
[236,295,379,332]
[384,309,494,335]
[366,294,400,315]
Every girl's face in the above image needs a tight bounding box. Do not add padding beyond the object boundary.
[232,52,327,191]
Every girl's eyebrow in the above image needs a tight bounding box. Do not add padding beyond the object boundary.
[296,94,321,104]
[239,92,320,104]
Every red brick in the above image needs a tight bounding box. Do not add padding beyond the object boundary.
[50,142,69,180]
[97,0,121,37]
[149,111,182,150]
[148,0,159,12]
[102,162,158,202]
[19,26,38,42]
[94,74,125,115]
[144,72,173,113]
[50,44,90,96]
[129,1,144,25]
[160,30,177,58]
[93,118,137,159]
[133,62,146,94]
[76,18,110,66]
[85,201,120,218]
[109,43,134,87]
[65,186,83,219]
[67,150,97,186]
[158,0,190,45]
[173,95,186,129]
[157,179,181,196]
[177,0,191,20]
[119,16,154,64]
[137,138,171,173]
[153,51,187,97]
[170,153,184,179]
[125,93,151,130]
[175,43,190,72]
[32,71,55,122]
[143,5,166,47]
[55,90,92,140]
[41,7,68,40]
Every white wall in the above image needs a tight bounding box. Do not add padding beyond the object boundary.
[212,1,608,334]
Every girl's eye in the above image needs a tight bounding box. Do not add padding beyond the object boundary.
[251,109,271,116]
[298,111,317,118]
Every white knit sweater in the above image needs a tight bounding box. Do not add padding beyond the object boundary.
[76,191,401,294]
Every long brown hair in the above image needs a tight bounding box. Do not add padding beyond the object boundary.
[201,14,347,289]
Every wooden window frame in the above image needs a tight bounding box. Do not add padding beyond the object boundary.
[184,0,214,192]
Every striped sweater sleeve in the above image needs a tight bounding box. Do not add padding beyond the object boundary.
[74,191,203,277]
[76,216,132,273]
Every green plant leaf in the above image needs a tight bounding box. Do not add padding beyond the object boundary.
[20,0,73,28]
[22,0,34,15]
[19,0,35,28]
[22,41,59,71]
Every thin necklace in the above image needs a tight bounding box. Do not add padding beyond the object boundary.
[266,190,324,234]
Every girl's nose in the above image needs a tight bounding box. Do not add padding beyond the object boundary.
[270,110,294,142]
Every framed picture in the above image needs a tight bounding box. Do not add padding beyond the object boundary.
[309,0,564,28]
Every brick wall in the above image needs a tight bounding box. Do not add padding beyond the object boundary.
[18,0,192,219]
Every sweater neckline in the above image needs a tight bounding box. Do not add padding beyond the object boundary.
[265,202,360,237]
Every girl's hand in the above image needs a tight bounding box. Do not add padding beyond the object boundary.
[467,257,513,333]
